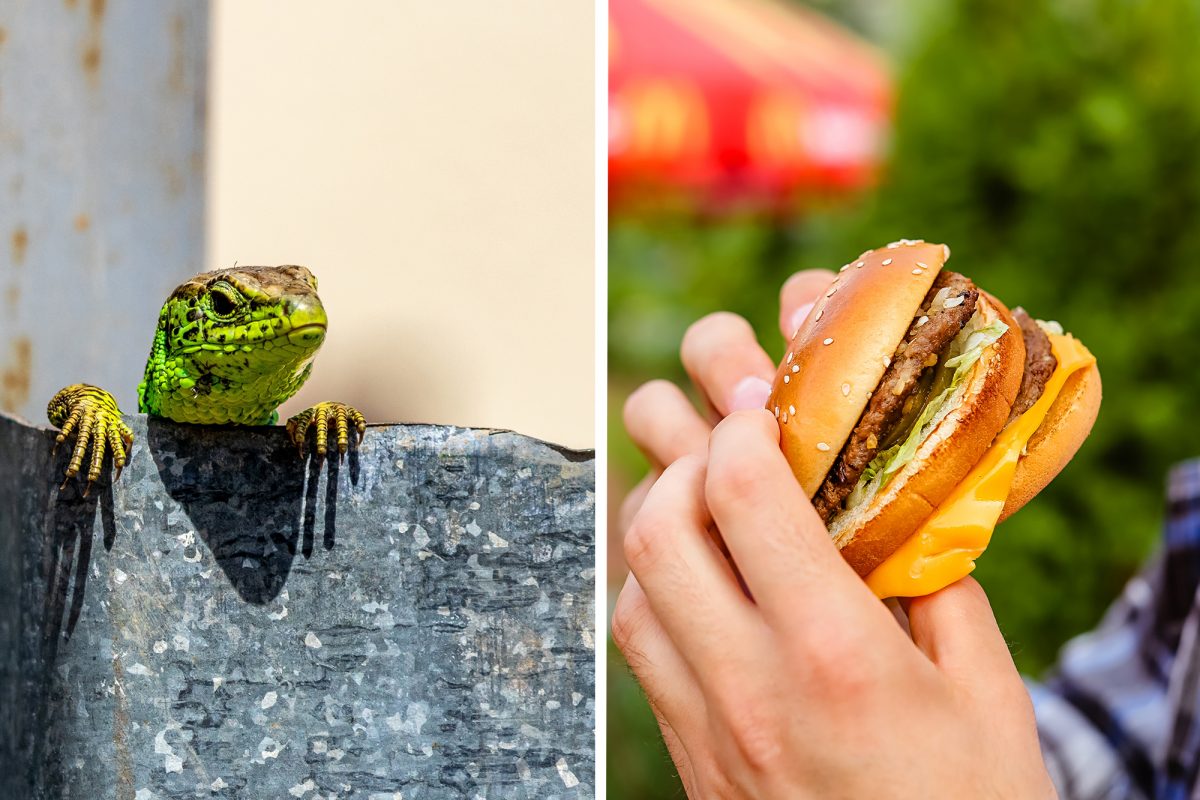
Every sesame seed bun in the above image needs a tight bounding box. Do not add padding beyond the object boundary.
[769,240,950,497]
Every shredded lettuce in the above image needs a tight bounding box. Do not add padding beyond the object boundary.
[844,318,1009,510]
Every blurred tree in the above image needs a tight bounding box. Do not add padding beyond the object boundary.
[609,0,1200,796]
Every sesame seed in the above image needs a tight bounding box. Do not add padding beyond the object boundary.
[881,258,893,266]
[823,337,833,345]
[943,296,965,308]
[774,406,780,417]
[916,315,929,327]
[855,261,865,268]
[783,375,790,384]
[840,263,850,272]
[886,242,900,249]
[788,405,796,416]
[912,268,923,275]
[816,442,831,452]
[781,413,789,423]
[826,286,838,298]
[787,352,793,363]
[791,364,799,373]
[815,309,824,321]
[916,261,928,269]
[841,383,850,396]
[883,356,891,367]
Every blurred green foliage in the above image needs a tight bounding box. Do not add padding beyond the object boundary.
[608,0,1200,795]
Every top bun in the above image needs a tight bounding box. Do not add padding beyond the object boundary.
[767,240,952,498]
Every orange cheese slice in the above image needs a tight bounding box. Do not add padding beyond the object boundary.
[864,333,1095,599]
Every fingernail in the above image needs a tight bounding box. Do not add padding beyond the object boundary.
[789,302,815,334]
[729,376,771,412]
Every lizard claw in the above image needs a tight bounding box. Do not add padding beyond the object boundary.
[286,402,366,461]
[47,384,133,492]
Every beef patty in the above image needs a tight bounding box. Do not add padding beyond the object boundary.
[813,271,979,523]
[1006,307,1057,425]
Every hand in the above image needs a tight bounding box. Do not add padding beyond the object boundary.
[611,411,1056,798]
[619,269,836,536]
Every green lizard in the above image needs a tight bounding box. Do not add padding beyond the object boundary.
[47,265,366,493]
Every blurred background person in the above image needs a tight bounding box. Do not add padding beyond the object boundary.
[608,0,1200,794]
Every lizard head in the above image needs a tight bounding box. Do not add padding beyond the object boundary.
[165,265,328,386]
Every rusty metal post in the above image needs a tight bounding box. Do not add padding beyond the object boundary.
[0,0,207,422]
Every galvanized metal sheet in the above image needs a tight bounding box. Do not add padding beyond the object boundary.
[0,411,596,798]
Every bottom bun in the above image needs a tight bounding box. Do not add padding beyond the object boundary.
[999,361,1102,522]
[832,299,1025,577]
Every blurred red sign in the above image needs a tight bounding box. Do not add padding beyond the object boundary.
[609,0,892,208]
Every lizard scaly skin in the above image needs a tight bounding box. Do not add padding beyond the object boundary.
[48,265,365,493]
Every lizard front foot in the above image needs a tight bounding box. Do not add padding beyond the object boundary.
[285,402,366,460]
[47,384,134,494]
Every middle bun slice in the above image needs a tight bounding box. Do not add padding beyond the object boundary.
[767,242,1025,577]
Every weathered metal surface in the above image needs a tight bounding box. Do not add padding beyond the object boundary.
[0,411,596,799]
[0,1,207,421]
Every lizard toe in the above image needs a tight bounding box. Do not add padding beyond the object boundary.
[286,401,365,461]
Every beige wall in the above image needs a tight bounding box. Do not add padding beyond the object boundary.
[208,1,595,448]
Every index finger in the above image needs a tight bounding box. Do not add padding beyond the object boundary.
[704,409,890,634]
[779,269,836,339]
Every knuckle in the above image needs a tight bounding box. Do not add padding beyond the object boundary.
[719,701,785,772]
[705,451,770,512]
[622,515,667,574]
[795,633,879,695]
[623,466,695,571]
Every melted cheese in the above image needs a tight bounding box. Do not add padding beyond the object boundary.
[864,333,1095,599]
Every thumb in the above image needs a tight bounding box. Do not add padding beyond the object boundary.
[906,577,1025,699]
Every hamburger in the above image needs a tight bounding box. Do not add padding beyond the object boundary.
[766,240,1100,598]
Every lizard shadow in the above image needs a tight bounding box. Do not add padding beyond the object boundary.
[145,419,357,604]
[147,419,305,605]
[300,444,360,557]
[41,459,118,652]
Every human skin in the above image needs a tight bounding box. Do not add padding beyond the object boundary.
[611,270,1057,799]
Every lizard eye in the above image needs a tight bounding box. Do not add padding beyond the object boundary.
[209,284,240,317]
